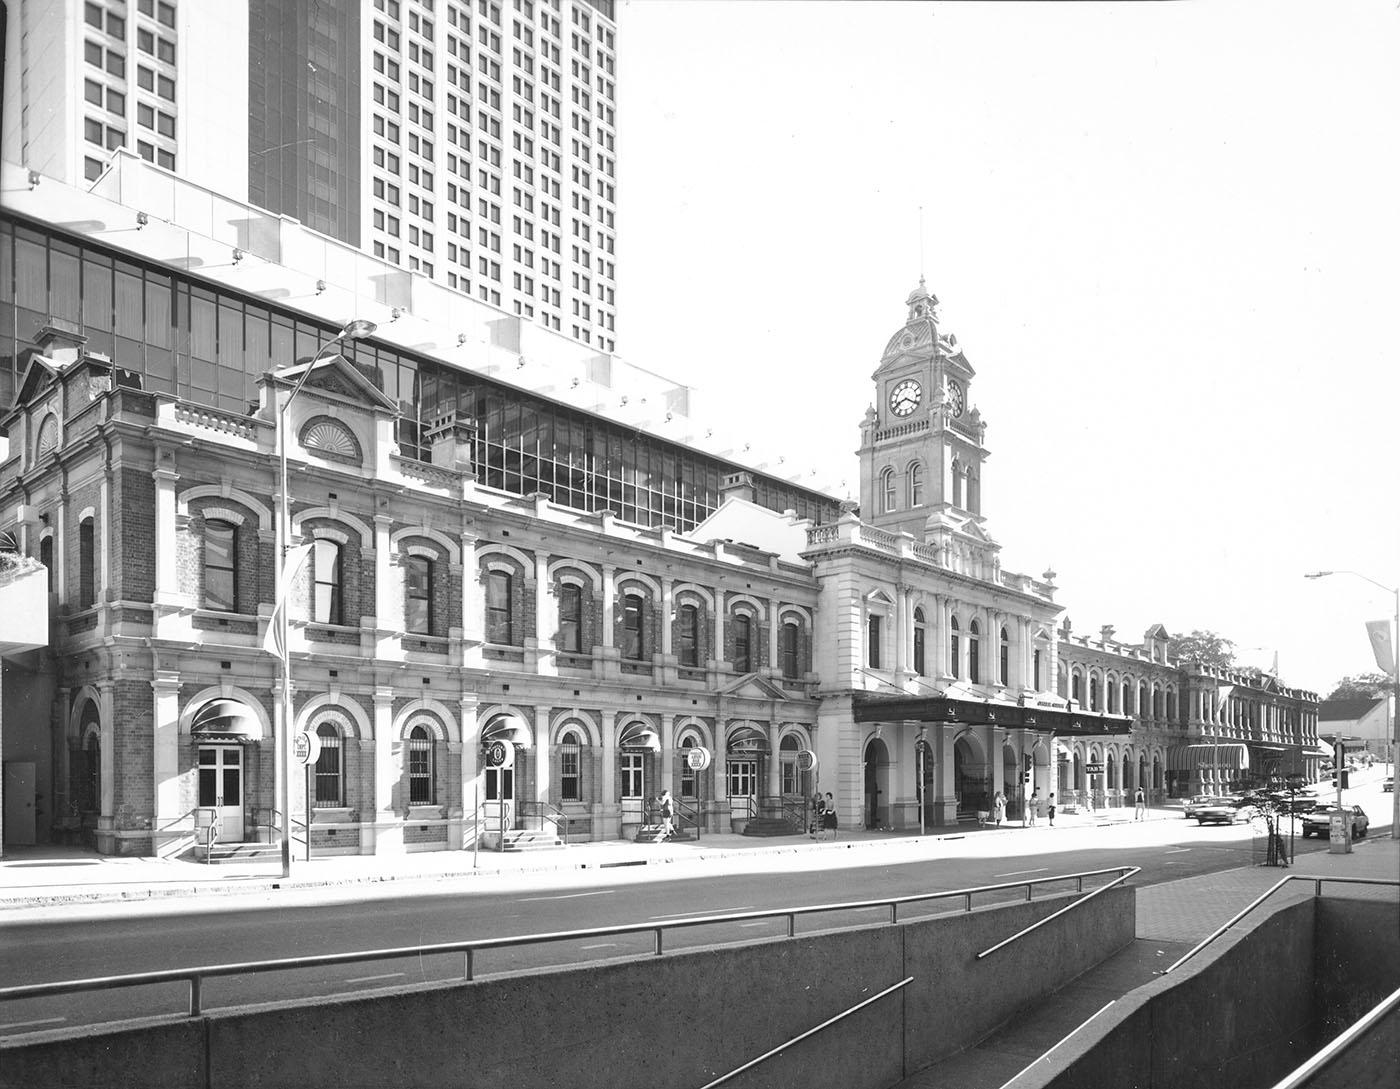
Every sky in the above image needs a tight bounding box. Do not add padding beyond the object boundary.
[611,0,1400,698]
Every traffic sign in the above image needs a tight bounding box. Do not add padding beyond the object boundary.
[1084,762,1105,774]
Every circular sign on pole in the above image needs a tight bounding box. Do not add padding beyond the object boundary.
[485,739,515,769]
[796,749,818,774]
[293,729,322,767]
[685,746,712,771]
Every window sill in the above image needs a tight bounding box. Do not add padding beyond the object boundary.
[311,808,354,824]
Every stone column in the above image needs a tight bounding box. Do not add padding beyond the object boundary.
[459,693,481,826]
[534,705,552,807]
[534,552,556,676]
[152,462,180,607]
[599,712,618,838]
[660,713,675,794]
[460,532,483,668]
[373,686,402,853]
[151,671,182,855]
[766,719,782,812]
[373,514,398,660]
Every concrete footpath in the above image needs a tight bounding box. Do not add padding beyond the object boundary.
[1,803,1396,937]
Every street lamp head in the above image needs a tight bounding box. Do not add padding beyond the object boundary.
[1303,571,1332,580]
[338,319,377,341]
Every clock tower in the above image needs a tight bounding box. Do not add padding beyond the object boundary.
[857,281,997,567]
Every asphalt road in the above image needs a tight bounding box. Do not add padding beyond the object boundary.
[0,815,1346,1037]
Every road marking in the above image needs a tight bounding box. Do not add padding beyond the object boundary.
[1165,847,1191,854]
[996,868,1049,877]
[651,906,755,921]
[516,890,615,902]
[344,973,404,985]
[2,1017,67,1030]
[580,943,618,950]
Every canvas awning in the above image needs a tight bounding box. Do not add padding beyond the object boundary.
[482,714,533,748]
[619,721,661,753]
[851,692,1132,737]
[725,725,770,753]
[190,698,262,740]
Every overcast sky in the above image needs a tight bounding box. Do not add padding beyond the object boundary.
[612,0,1400,697]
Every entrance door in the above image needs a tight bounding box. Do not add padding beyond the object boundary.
[3,762,37,845]
[198,746,244,842]
[485,766,515,830]
[619,753,645,826]
[727,760,757,822]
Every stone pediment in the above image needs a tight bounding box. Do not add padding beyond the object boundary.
[274,352,399,415]
[720,673,790,701]
[9,354,61,410]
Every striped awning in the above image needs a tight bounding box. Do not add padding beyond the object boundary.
[1185,742,1250,769]
[190,699,262,739]
[482,714,533,748]
[619,721,661,753]
[726,725,769,753]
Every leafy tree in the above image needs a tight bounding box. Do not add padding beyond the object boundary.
[1325,673,1391,700]
[1168,630,1236,670]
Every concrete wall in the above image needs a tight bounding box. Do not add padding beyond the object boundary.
[1312,898,1400,1040]
[0,886,1136,1089]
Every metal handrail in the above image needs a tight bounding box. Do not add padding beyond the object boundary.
[699,976,914,1089]
[1164,875,1400,975]
[976,866,1140,959]
[0,867,1134,1020]
[1266,982,1400,1089]
[517,800,570,844]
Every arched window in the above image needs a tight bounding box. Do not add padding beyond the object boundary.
[680,736,698,799]
[867,613,881,669]
[678,603,699,667]
[881,468,896,513]
[407,725,435,804]
[1166,690,1177,722]
[733,614,753,673]
[968,620,981,684]
[558,583,583,653]
[1034,648,1043,689]
[1138,683,1149,717]
[1108,680,1119,713]
[559,728,583,801]
[950,617,960,679]
[1153,687,1164,718]
[781,621,800,679]
[913,607,926,676]
[622,592,644,660]
[1122,681,1132,715]
[82,731,101,813]
[907,462,924,506]
[967,470,981,515]
[951,460,964,508]
[313,723,343,807]
[39,536,54,592]
[999,626,1010,685]
[312,539,343,624]
[202,518,235,612]
[486,569,514,644]
[1072,671,1083,703]
[1089,675,1100,711]
[406,556,434,634]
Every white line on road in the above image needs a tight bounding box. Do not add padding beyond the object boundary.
[580,943,618,950]
[996,868,1049,877]
[650,906,755,921]
[2,1017,67,1031]
[516,890,616,902]
[344,973,404,985]
[1165,848,1191,854]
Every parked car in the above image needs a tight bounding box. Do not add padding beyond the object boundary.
[1384,776,1395,793]
[1195,796,1253,825]
[1300,804,1370,839]
[1184,795,1221,819]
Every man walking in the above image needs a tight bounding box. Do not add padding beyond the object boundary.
[1134,786,1146,821]
[659,790,675,839]
[1027,788,1040,827]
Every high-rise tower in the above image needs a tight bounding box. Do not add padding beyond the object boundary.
[2,0,618,350]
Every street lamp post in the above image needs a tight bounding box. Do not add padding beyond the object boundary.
[273,319,377,878]
[1304,569,1400,841]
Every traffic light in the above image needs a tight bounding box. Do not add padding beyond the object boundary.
[1022,771,1031,785]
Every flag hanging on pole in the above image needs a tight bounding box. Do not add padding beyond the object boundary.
[262,543,314,657]
[1215,684,1234,725]
[1366,620,1396,676]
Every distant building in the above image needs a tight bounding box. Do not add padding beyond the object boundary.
[4,0,620,349]
[1319,697,1393,762]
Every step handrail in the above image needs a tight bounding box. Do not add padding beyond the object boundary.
[516,800,570,844]
[0,867,1135,1020]
[1163,875,1400,975]
[698,975,914,1089]
[1266,981,1400,1089]
[976,866,1140,959]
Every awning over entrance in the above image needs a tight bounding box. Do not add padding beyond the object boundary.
[726,725,769,753]
[482,714,533,748]
[190,698,262,740]
[1185,742,1250,769]
[619,721,661,753]
[851,693,1132,737]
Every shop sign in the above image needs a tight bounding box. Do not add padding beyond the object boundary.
[685,746,713,771]
[293,730,322,767]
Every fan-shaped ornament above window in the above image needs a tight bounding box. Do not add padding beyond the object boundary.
[35,415,59,461]
[300,417,362,465]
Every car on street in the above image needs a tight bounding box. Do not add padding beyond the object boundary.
[1300,804,1370,839]
[1194,796,1253,825]
[1384,776,1394,793]
[1184,795,1223,819]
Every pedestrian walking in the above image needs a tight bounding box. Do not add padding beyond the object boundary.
[810,792,825,839]
[823,792,838,840]
[1027,788,1040,827]
[992,790,1007,827]
[1048,793,1057,826]
[659,790,675,839]
[1134,786,1146,821]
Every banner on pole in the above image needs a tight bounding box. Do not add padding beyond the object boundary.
[262,542,314,656]
[1365,619,1395,676]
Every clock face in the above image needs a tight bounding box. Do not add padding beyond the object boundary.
[946,380,965,418]
[889,378,922,417]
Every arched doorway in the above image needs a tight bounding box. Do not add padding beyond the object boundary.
[726,724,768,831]
[1003,744,1019,819]
[864,736,891,829]
[953,735,989,819]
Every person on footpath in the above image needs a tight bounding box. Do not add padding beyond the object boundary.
[659,790,675,839]
[1026,788,1040,827]
[1047,793,1057,826]
[992,790,1007,827]
[823,792,838,839]
[1134,786,1146,821]
[810,792,825,839]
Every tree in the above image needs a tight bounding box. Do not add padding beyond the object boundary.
[1168,630,1236,670]
[1325,673,1391,700]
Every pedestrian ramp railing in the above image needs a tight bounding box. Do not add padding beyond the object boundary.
[0,866,1136,1028]
[1162,875,1400,975]
[1266,981,1400,1089]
